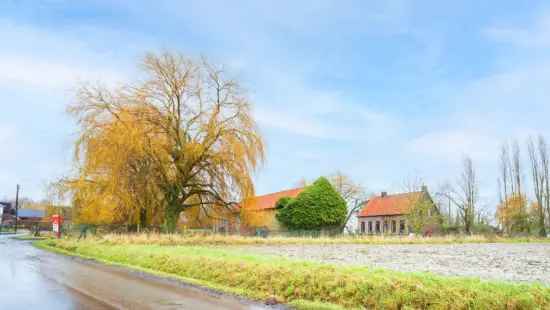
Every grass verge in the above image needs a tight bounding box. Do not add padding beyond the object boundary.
[12,234,49,241]
[36,238,550,310]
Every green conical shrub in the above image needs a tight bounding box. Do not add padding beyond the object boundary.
[276,177,347,230]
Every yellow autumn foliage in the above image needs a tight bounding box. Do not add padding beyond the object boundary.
[61,52,265,231]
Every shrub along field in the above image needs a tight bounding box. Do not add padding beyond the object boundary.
[37,238,550,310]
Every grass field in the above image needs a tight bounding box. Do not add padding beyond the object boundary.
[37,238,550,310]
[92,232,550,246]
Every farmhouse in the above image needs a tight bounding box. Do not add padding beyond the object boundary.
[240,187,303,233]
[180,187,304,234]
[357,186,439,235]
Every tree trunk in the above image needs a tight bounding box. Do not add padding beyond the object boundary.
[164,202,182,233]
[538,201,547,237]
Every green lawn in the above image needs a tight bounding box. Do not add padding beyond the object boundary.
[36,238,550,309]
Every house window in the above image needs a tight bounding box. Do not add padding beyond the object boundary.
[368,221,372,233]
[399,220,406,234]
[391,220,397,233]
[383,221,388,233]
[361,222,365,233]
[375,221,380,233]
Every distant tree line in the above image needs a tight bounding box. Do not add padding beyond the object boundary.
[496,136,549,236]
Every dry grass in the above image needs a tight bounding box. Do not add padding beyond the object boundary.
[92,233,549,246]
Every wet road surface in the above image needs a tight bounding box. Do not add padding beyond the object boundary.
[0,235,274,309]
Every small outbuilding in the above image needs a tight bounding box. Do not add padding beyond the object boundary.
[17,209,46,224]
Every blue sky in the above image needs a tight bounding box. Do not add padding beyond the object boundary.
[2,1,550,212]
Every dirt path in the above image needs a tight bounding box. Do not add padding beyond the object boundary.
[241,243,550,284]
[0,235,275,309]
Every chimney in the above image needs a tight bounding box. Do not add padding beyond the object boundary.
[381,191,387,197]
[421,185,428,192]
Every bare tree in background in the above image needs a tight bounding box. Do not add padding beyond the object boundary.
[527,136,547,236]
[439,156,478,234]
[539,136,550,232]
[294,177,309,188]
[436,182,455,225]
[498,144,510,207]
[329,172,367,233]
[458,157,478,234]
[498,143,513,234]
[401,175,425,193]
[498,141,524,198]
[512,141,523,197]
[497,141,530,234]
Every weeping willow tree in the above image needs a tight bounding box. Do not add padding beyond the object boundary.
[61,106,165,227]
[63,52,265,232]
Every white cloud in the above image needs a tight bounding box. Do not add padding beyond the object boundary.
[255,96,399,141]
[0,19,128,93]
[255,106,332,139]
[0,125,14,141]
[483,12,550,48]
[0,55,123,91]
[407,130,498,163]
[0,124,18,162]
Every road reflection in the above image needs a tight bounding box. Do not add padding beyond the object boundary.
[0,235,112,309]
[0,235,273,310]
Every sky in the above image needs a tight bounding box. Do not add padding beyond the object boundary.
[2,1,550,213]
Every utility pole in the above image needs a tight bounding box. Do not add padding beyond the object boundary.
[448,196,452,225]
[14,184,20,234]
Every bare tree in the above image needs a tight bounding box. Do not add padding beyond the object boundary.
[498,141,530,234]
[497,143,512,233]
[539,136,550,232]
[439,156,478,234]
[329,172,367,233]
[512,140,523,197]
[498,145,510,209]
[459,157,478,234]
[527,136,547,236]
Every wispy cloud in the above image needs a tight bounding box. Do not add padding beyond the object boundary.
[0,124,17,162]
[0,19,128,93]
[3,1,550,205]
[407,129,498,162]
[483,11,550,48]
[0,55,124,91]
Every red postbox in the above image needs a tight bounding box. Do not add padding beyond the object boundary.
[51,214,63,238]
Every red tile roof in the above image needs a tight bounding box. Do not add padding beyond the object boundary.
[241,188,304,211]
[358,191,424,217]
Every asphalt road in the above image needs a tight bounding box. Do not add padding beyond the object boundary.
[0,235,273,309]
